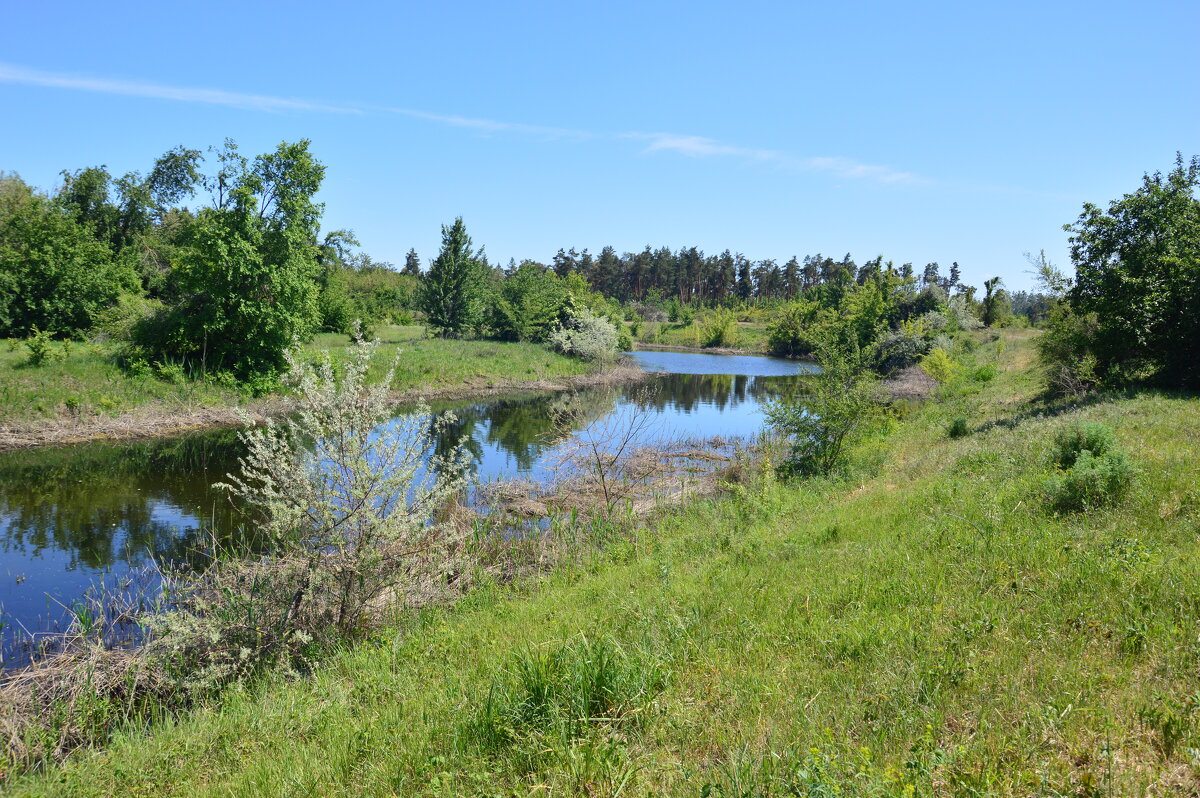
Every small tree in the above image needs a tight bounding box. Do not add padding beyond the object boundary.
[765,334,882,477]
[418,217,486,337]
[981,276,1009,327]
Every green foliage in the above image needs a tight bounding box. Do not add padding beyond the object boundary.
[136,140,326,378]
[981,276,1010,327]
[948,416,970,438]
[547,307,620,362]
[766,298,821,357]
[490,262,571,342]
[1063,153,1200,387]
[22,327,58,366]
[1050,421,1118,470]
[919,347,959,383]
[697,308,739,347]
[418,217,487,338]
[465,636,668,763]
[766,336,882,476]
[0,175,139,338]
[1046,448,1135,513]
[1045,423,1133,513]
[1036,303,1102,395]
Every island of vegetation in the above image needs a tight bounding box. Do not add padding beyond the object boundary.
[1,149,1198,795]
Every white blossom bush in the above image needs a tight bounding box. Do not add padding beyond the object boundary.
[152,327,473,687]
[548,307,620,362]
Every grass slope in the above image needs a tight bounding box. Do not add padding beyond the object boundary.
[0,326,591,426]
[12,330,1200,796]
[634,321,769,353]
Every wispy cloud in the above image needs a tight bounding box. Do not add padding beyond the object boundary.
[0,62,922,184]
[0,62,358,114]
[629,132,922,184]
[375,106,592,140]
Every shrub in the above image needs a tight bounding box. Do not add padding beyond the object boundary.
[23,327,56,366]
[1050,422,1117,470]
[175,329,475,675]
[874,328,930,373]
[970,363,997,382]
[766,300,821,357]
[1046,448,1134,512]
[548,308,620,362]
[91,294,164,342]
[766,337,882,477]
[919,348,959,383]
[1044,422,1133,512]
[153,360,187,384]
[948,416,969,438]
[698,308,738,347]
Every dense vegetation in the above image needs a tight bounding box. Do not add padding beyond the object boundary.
[2,140,1040,405]
[1,148,1198,793]
[1038,154,1200,391]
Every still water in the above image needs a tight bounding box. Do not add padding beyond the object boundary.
[0,350,815,662]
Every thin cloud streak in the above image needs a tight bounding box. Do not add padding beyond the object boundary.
[629,132,924,184]
[0,62,358,114]
[0,62,922,184]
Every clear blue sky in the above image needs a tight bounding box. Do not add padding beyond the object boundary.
[2,0,1197,291]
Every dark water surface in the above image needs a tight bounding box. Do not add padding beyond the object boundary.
[0,351,814,662]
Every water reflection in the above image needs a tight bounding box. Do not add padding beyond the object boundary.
[1,353,815,661]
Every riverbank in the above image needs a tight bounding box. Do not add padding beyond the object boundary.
[0,326,643,451]
[634,319,770,353]
[12,329,1200,795]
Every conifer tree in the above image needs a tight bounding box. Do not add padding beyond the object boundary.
[418,217,485,338]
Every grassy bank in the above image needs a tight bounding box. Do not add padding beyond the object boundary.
[10,330,1200,795]
[634,320,770,353]
[0,325,595,439]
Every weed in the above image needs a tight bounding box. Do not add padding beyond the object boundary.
[1050,421,1118,470]
[465,635,668,766]
[1046,448,1135,512]
[948,416,970,438]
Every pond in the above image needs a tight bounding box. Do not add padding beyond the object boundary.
[0,350,815,664]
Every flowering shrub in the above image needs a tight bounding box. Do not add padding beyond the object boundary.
[548,308,620,362]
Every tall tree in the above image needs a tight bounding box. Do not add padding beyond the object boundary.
[418,217,486,338]
[153,139,326,376]
[1066,153,1200,386]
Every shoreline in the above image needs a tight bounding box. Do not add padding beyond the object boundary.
[0,362,649,453]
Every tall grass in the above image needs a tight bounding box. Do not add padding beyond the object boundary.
[9,330,1200,795]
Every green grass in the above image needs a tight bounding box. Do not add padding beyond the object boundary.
[11,330,1200,795]
[634,320,770,352]
[0,326,591,425]
[0,339,244,424]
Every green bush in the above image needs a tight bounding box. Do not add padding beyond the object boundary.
[23,327,56,366]
[698,308,738,347]
[970,363,997,382]
[919,348,959,383]
[1046,448,1135,512]
[948,416,969,438]
[1050,422,1117,470]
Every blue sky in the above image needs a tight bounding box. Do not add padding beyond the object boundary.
[2,0,1197,291]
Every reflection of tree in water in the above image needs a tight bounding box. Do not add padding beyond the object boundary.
[426,388,620,475]
[0,430,246,571]
[0,371,808,600]
[624,373,804,415]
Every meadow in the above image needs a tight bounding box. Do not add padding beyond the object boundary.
[0,325,593,431]
[9,329,1199,795]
